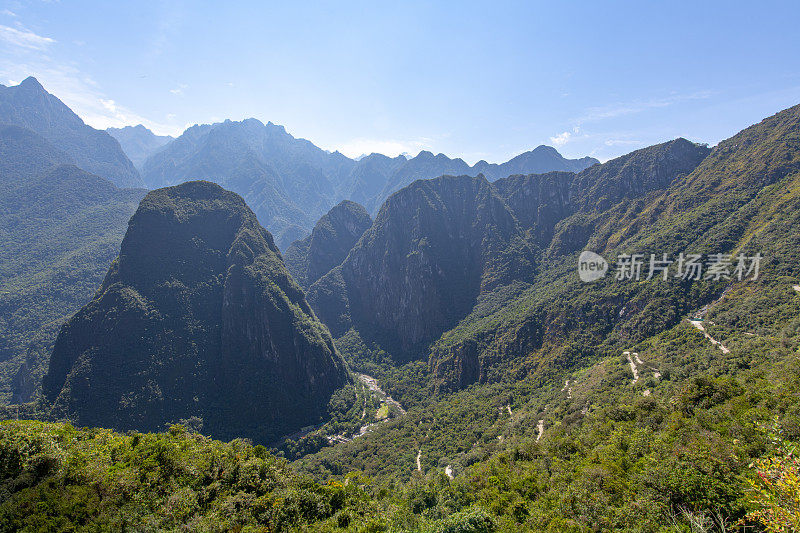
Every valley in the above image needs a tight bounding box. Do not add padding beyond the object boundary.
[1,75,799,531]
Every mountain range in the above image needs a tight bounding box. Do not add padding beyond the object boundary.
[2,75,800,531]
[0,77,597,406]
[106,124,173,169]
[0,77,599,249]
[137,118,598,246]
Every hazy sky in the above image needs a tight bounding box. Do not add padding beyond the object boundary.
[1,1,799,163]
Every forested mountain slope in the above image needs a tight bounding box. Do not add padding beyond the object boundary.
[43,181,350,443]
[0,125,145,405]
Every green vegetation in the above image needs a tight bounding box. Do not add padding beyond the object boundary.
[2,83,800,531]
[290,286,800,530]
[3,331,800,532]
[0,421,378,532]
[43,181,350,444]
[0,420,509,532]
[0,129,145,405]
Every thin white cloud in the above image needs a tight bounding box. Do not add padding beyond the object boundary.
[170,83,188,96]
[579,91,714,123]
[604,139,642,146]
[100,99,116,112]
[1,9,17,17]
[0,24,55,50]
[550,131,571,147]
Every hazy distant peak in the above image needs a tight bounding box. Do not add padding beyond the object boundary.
[0,77,142,187]
[18,76,45,91]
[531,144,558,153]
[106,124,173,170]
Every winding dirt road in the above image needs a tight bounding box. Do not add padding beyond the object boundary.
[688,319,730,353]
[624,352,640,383]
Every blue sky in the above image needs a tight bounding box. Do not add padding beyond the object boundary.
[1,1,799,163]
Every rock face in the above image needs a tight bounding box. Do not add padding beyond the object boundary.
[107,125,173,170]
[303,139,711,381]
[0,78,143,188]
[43,181,349,443]
[308,175,534,360]
[428,139,712,390]
[284,200,372,288]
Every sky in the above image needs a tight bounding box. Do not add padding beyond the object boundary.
[1,1,799,164]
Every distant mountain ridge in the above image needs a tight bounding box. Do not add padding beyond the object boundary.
[0,77,598,245]
[0,77,143,188]
[107,125,173,170]
[373,145,599,210]
[139,117,598,245]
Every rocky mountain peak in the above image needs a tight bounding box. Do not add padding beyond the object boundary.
[43,181,349,443]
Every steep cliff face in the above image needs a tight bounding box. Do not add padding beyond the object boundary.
[284,200,372,288]
[548,138,711,255]
[429,109,800,392]
[492,171,575,246]
[308,175,535,361]
[43,181,349,443]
